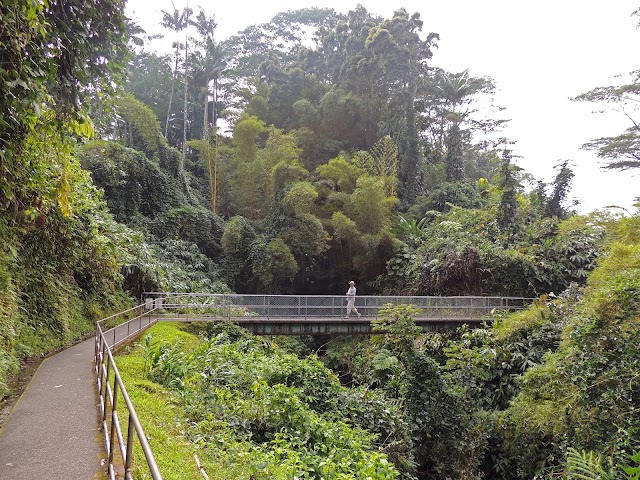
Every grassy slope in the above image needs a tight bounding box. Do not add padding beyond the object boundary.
[115,323,277,480]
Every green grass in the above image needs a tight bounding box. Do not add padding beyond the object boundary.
[491,301,550,341]
[115,325,211,480]
[114,323,283,480]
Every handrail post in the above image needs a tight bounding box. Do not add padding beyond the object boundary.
[108,378,119,469]
[94,330,99,364]
[102,353,111,423]
[125,413,135,478]
[101,342,109,395]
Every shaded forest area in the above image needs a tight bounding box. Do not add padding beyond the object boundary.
[1,1,639,479]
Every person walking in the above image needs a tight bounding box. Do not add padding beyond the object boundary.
[345,280,361,318]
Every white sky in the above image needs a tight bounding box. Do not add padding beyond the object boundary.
[126,0,640,214]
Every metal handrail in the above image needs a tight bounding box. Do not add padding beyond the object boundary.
[141,293,534,321]
[95,305,163,480]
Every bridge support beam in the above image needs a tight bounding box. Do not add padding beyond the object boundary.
[156,316,481,335]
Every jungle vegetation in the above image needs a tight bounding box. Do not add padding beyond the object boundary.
[1,1,639,479]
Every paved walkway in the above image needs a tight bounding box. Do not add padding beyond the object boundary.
[0,338,105,479]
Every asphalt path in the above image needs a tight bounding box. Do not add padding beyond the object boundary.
[0,338,105,479]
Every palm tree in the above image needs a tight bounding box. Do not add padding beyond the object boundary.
[434,69,483,116]
[160,4,188,140]
[434,70,483,182]
[203,41,230,137]
[191,9,230,138]
[192,9,230,213]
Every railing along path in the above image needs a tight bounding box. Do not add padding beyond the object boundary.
[95,293,533,477]
[95,303,163,479]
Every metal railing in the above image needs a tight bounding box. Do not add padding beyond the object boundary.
[95,304,163,480]
[140,292,533,321]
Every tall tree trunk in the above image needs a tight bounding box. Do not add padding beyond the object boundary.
[400,81,419,204]
[203,78,216,213]
[206,128,215,213]
[445,123,464,182]
[202,78,209,140]
[213,131,218,213]
[212,77,218,129]
[165,42,179,138]
[181,6,189,171]
[212,78,219,214]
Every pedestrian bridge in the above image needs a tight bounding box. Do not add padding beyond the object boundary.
[95,292,534,479]
[139,293,533,335]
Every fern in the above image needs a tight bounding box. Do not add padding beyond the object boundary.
[372,349,398,372]
[565,447,613,480]
[623,451,640,480]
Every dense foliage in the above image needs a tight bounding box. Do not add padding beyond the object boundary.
[0,0,132,396]
[323,214,640,479]
[81,4,599,297]
[117,322,404,479]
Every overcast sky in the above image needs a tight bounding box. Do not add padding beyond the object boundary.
[126,0,640,214]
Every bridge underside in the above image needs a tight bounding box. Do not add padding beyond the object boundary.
[155,315,486,335]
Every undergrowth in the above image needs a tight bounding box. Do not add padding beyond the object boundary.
[116,322,402,479]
